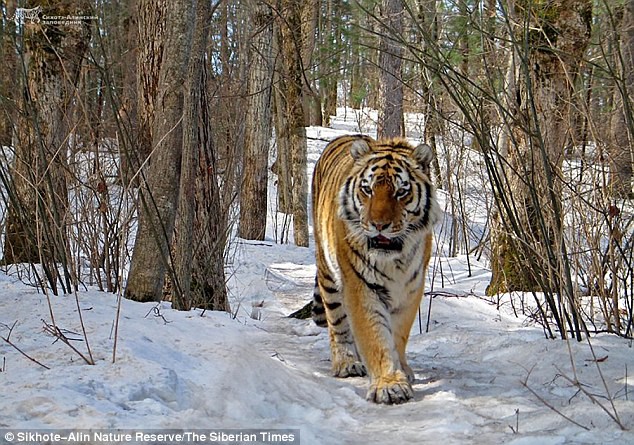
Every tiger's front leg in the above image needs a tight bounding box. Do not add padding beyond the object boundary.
[392,290,425,384]
[323,298,366,378]
[345,281,413,404]
[316,276,366,378]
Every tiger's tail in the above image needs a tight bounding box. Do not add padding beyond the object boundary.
[312,276,328,327]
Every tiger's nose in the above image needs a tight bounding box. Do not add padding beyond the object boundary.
[372,221,391,232]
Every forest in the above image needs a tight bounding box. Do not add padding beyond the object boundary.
[0,0,634,332]
[1,0,632,338]
[0,0,634,440]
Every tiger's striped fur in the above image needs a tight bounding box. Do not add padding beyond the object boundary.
[311,134,439,404]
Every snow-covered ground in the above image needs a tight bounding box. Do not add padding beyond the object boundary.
[1,110,634,444]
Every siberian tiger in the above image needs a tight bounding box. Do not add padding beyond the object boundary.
[311,134,439,404]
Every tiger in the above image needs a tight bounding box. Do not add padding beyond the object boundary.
[311,134,440,404]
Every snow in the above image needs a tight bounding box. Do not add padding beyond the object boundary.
[1,109,634,444]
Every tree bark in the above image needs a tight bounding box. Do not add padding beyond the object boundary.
[272,70,292,219]
[377,0,404,138]
[417,0,442,188]
[0,0,17,146]
[278,0,309,247]
[172,0,211,310]
[322,0,340,125]
[118,0,139,185]
[238,0,274,241]
[190,88,230,312]
[300,0,321,126]
[609,0,634,198]
[125,0,195,302]
[135,0,164,178]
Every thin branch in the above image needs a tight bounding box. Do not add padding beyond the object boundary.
[73,291,94,365]
[1,321,50,370]
[555,366,626,430]
[41,319,94,365]
[520,366,590,431]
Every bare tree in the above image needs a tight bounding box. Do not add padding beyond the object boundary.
[134,0,164,180]
[125,0,194,302]
[416,0,442,186]
[377,0,404,138]
[238,0,275,241]
[171,0,229,312]
[3,0,91,291]
[117,0,139,185]
[321,0,341,125]
[277,0,309,247]
[189,96,231,312]
[609,0,634,198]
[300,0,321,126]
[486,0,592,337]
[0,0,16,147]
[172,0,214,310]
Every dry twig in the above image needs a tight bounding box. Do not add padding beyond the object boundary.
[1,321,50,370]
[41,319,95,365]
[521,365,590,431]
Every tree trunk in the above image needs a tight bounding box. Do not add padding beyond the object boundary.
[3,0,91,288]
[190,86,230,312]
[300,0,321,126]
[279,0,309,247]
[118,0,139,185]
[238,0,274,241]
[135,0,164,179]
[321,0,340,126]
[219,2,230,80]
[488,0,592,297]
[0,0,17,146]
[272,45,292,216]
[172,0,212,310]
[348,3,380,111]
[417,0,442,188]
[458,0,470,80]
[609,0,634,198]
[377,0,404,138]
[125,0,194,302]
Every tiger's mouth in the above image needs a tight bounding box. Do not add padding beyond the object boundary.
[368,234,403,252]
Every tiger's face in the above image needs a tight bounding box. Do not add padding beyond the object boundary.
[339,138,437,254]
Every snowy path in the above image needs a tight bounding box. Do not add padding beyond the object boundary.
[247,249,634,444]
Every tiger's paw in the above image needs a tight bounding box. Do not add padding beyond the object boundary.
[366,374,414,404]
[332,359,367,378]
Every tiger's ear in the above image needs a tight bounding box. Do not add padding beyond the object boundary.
[350,139,371,160]
[413,143,433,173]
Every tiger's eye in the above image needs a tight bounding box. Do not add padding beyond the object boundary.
[395,188,409,199]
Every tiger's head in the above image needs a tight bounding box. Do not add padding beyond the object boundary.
[339,137,439,253]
